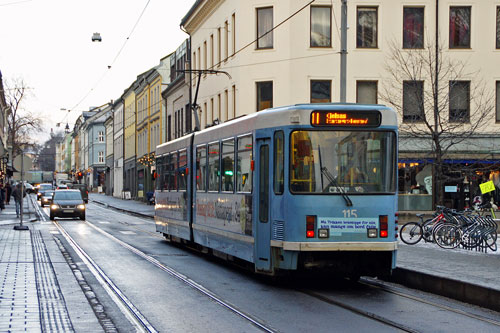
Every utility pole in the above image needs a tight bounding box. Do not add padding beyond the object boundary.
[340,0,348,103]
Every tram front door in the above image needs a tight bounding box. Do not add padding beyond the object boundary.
[255,138,271,272]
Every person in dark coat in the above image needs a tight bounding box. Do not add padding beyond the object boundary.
[0,184,5,211]
[11,183,24,218]
[5,182,11,204]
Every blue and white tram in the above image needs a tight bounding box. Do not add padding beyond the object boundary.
[155,103,398,277]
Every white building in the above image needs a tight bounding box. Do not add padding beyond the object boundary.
[113,100,124,198]
[181,0,500,210]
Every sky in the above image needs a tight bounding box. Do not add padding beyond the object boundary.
[0,0,196,141]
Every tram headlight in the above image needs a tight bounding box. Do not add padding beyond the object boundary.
[367,228,378,238]
[318,228,329,239]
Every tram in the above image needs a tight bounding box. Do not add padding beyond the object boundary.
[155,103,398,277]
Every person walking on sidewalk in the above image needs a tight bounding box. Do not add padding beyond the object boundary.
[0,184,5,211]
[5,182,11,204]
[11,183,25,218]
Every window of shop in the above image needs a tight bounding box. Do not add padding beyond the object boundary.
[403,7,424,49]
[311,80,331,103]
[357,7,378,48]
[449,7,471,48]
[398,162,433,211]
[311,6,332,48]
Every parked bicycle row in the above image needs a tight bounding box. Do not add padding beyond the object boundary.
[399,205,498,252]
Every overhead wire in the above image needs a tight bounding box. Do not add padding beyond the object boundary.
[60,0,152,124]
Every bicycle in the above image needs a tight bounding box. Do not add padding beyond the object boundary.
[399,206,449,245]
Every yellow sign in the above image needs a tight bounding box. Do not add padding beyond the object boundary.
[479,181,496,194]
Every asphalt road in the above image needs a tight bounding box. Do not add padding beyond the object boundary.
[40,202,500,333]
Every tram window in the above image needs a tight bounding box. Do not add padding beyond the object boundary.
[208,142,220,191]
[274,131,284,194]
[237,135,253,193]
[222,139,235,192]
[163,154,171,191]
[155,156,164,190]
[178,149,188,191]
[196,145,207,191]
[171,152,178,191]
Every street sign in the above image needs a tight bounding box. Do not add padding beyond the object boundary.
[13,155,33,172]
[479,180,496,194]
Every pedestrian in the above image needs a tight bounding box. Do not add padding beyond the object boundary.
[11,183,25,218]
[0,184,5,211]
[5,182,11,204]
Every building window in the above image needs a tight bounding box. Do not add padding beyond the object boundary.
[310,6,331,47]
[98,151,104,163]
[449,81,470,122]
[257,81,273,111]
[403,7,424,49]
[98,131,104,142]
[232,13,236,55]
[497,82,500,122]
[311,80,331,103]
[210,34,214,67]
[210,98,214,124]
[224,20,229,60]
[403,81,424,122]
[217,27,221,66]
[225,89,229,121]
[203,41,207,70]
[218,94,221,121]
[356,81,377,104]
[449,7,471,48]
[496,7,500,49]
[257,7,273,49]
[357,7,378,48]
[232,85,236,118]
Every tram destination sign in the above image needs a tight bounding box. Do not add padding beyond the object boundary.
[310,110,381,127]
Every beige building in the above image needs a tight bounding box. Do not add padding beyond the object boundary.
[181,0,500,210]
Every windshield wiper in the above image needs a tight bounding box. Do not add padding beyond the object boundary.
[320,167,353,207]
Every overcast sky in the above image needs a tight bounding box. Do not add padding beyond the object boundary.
[0,0,195,141]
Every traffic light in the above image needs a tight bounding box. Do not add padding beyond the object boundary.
[77,172,83,180]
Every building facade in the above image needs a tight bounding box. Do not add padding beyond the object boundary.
[113,99,124,198]
[181,0,500,210]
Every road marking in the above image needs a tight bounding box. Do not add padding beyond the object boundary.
[119,231,136,235]
[98,221,110,224]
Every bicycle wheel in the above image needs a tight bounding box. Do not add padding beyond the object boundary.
[484,231,498,252]
[433,224,462,249]
[422,219,435,242]
[399,222,423,245]
[460,228,482,249]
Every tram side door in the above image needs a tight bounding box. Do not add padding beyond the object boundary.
[255,138,272,272]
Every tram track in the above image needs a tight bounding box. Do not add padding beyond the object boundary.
[35,200,500,332]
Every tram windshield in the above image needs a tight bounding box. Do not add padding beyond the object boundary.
[290,131,396,194]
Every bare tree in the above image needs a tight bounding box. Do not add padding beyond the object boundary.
[4,77,44,161]
[380,39,495,206]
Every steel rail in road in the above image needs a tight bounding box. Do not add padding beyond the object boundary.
[32,201,157,333]
[84,220,277,333]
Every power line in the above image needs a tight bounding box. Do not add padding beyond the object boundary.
[64,0,153,121]
[0,0,32,7]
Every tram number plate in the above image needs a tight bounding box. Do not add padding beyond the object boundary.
[318,217,378,235]
[63,209,74,213]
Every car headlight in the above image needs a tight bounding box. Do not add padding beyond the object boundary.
[50,204,59,210]
[77,204,85,210]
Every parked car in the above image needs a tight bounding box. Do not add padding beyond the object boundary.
[67,183,89,203]
[37,183,54,200]
[40,190,54,207]
[49,189,85,220]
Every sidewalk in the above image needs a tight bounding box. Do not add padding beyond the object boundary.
[0,195,102,332]
[90,193,500,312]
